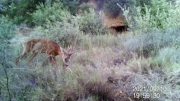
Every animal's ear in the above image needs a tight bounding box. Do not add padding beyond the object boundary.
[67,45,73,56]
[68,51,74,56]
[67,45,73,53]
[67,45,73,51]
[63,49,68,55]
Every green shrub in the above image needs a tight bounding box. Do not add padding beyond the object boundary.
[0,0,46,25]
[122,28,180,57]
[31,2,70,26]
[0,16,16,45]
[77,3,94,13]
[58,0,79,15]
[135,0,172,14]
[116,0,180,31]
[122,0,180,31]
[78,9,109,35]
[0,16,16,101]
[143,28,180,52]
[30,13,81,47]
[150,47,180,72]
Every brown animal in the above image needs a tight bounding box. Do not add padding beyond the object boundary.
[15,38,73,66]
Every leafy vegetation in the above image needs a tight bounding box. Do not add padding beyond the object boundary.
[0,0,46,24]
[0,0,79,25]
[31,2,70,26]
[0,16,16,46]
[121,0,180,31]
[78,9,109,35]
[58,0,79,15]
[0,0,180,101]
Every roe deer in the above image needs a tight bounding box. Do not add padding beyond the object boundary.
[15,38,73,66]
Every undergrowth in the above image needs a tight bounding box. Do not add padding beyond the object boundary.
[1,1,180,101]
[2,27,180,100]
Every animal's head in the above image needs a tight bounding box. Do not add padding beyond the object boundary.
[62,46,73,66]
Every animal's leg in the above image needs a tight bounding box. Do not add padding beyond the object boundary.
[15,52,28,64]
[48,56,58,66]
[28,53,38,63]
[48,56,58,80]
[48,56,53,63]
[16,42,31,64]
[42,58,49,67]
[52,57,57,65]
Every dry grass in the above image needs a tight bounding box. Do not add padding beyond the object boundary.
[4,27,179,101]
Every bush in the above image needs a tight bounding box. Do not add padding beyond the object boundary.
[58,0,79,15]
[31,2,70,26]
[30,13,81,47]
[77,3,94,13]
[0,0,46,25]
[78,9,109,35]
[0,15,17,101]
[122,28,180,58]
[0,16,16,46]
[122,0,180,31]
[143,28,180,51]
[152,47,180,72]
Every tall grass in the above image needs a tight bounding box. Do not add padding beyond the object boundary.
[1,1,180,100]
[2,20,179,100]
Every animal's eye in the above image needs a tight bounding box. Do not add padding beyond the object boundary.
[65,58,68,61]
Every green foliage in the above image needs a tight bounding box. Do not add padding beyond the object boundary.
[77,3,94,13]
[1,0,180,100]
[146,0,168,28]
[0,25,19,100]
[136,0,151,7]
[122,28,180,58]
[58,0,79,15]
[78,9,109,35]
[0,16,16,45]
[31,2,70,26]
[0,47,16,101]
[139,30,175,55]
[149,0,168,14]
[153,47,180,71]
[135,0,175,14]
[30,13,81,47]
[119,0,180,31]
[0,0,46,25]
[122,1,180,31]
[0,0,80,25]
